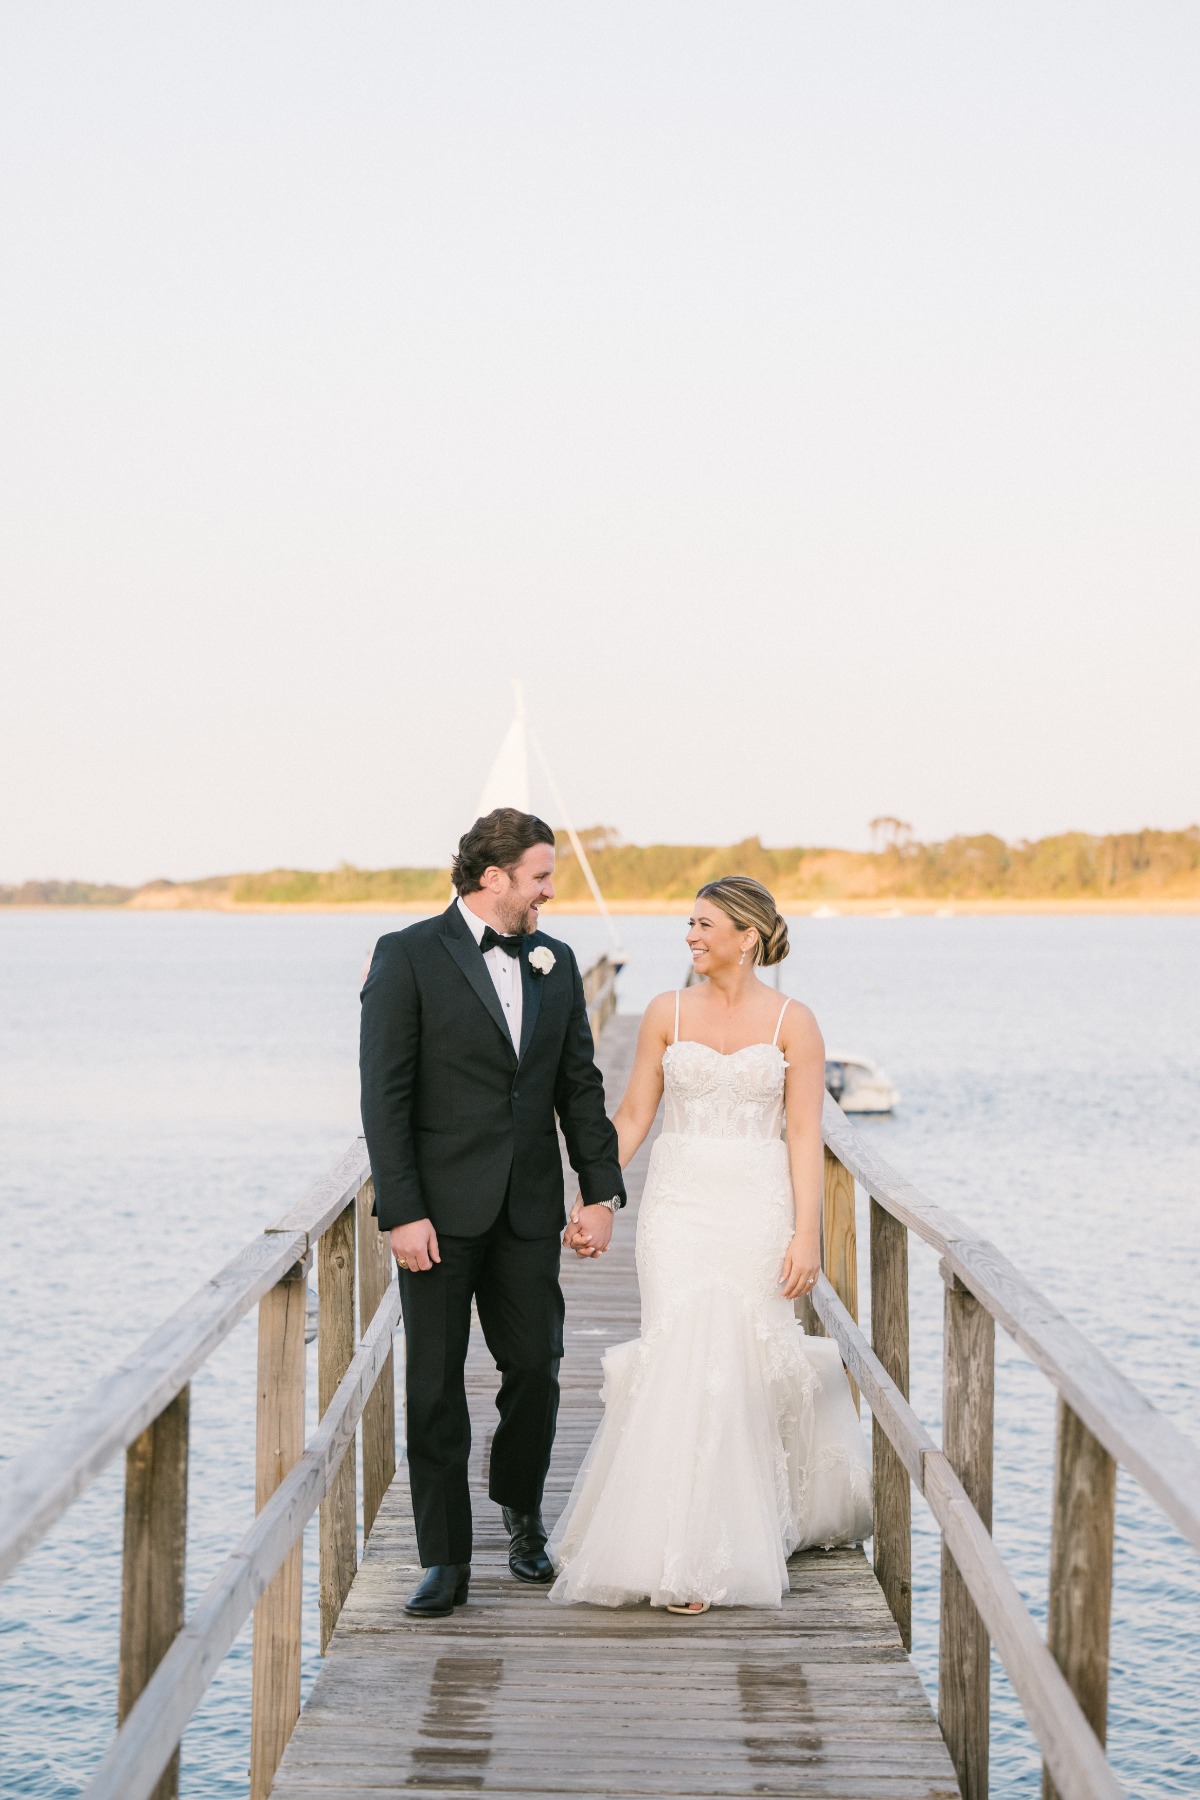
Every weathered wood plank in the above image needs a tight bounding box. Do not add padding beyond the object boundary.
[82,1284,401,1800]
[268,1137,372,1249]
[117,1387,189,1800]
[870,1197,913,1651]
[319,1202,357,1652]
[822,1147,860,1410]
[939,1268,995,1800]
[1043,1399,1117,1800]
[357,1177,396,1540]
[811,1277,935,1491]
[924,1453,1121,1800]
[809,1253,1124,1799]
[822,1092,1200,1556]
[0,1227,306,1581]
[250,1262,309,1800]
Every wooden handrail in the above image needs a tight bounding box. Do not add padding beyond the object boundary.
[0,1227,306,1582]
[583,953,620,1042]
[267,1136,373,1244]
[812,1277,1123,1800]
[820,1092,1200,1556]
[2,951,616,1800]
[0,1138,372,1586]
[81,1284,402,1800]
[815,1095,1200,1798]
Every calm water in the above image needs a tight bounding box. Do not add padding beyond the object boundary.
[1,909,1197,1795]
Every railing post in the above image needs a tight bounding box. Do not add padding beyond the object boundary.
[1042,1398,1116,1800]
[319,1201,357,1651]
[796,1288,823,1337]
[118,1385,189,1800]
[357,1177,397,1540]
[870,1198,912,1650]
[250,1253,309,1800]
[586,955,612,1045]
[939,1265,995,1800]
[822,1147,859,1408]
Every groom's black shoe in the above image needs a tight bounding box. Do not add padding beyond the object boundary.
[404,1563,471,1617]
[502,1507,554,1584]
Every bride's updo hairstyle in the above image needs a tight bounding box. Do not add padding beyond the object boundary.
[696,876,790,967]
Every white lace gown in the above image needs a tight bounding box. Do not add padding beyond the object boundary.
[548,1004,872,1609]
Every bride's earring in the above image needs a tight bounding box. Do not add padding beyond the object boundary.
[739,946,747,965]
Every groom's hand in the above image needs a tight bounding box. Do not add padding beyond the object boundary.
[390,1220,440,1273]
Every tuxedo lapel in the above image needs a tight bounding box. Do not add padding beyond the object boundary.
[439,906,517,1059]
[517,943,543,1063]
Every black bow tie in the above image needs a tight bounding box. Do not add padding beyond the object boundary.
[479,926,523,957]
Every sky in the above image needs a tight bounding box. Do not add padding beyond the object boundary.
[2,3,1197,885]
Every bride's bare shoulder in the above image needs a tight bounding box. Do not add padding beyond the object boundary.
[779,997,824,1057]
[639,990,679,1041]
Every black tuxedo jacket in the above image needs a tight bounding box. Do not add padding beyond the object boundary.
[360,902,625,1238]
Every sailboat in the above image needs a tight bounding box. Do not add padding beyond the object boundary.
[475,683,626,969]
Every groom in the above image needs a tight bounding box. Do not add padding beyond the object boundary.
[360,807,625,1617]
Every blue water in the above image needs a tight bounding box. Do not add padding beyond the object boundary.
[1,909,1197,1795]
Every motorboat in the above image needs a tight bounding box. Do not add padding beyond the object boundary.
[824,1052,899,1115]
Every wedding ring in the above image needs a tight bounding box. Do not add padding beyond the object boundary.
[397,1258,408,1268]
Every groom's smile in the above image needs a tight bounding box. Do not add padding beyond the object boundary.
[497,847,557,936]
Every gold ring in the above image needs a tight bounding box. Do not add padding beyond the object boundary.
[397,1258,408,1268]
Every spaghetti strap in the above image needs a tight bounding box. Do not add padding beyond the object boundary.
[771,998,791,1047]
[673,990,681,1045]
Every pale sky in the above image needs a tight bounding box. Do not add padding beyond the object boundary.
[2,4,1197,885]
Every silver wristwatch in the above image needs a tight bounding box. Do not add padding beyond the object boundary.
[600,1195,622,1214]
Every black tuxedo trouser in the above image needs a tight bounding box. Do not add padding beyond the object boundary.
[397,1203,565,1566]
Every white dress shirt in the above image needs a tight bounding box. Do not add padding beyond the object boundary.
[457,897,523,1051]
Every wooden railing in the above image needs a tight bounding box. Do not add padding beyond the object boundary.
[582,950,620,1041]
[0,953,620,1800]
[813,1095,1200,1800]
[0,1139,393,1800]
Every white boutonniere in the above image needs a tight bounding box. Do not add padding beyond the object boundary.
[528,945,556,976]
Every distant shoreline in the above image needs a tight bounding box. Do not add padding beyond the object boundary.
[6,826,1198,916]
[5,897,1199,917]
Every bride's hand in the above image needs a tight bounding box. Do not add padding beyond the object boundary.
[563,1195,598,1258]
[780,1232,820,1302]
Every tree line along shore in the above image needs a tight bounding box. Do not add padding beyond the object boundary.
[4,826,1200,911]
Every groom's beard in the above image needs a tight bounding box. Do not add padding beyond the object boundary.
[497,896,538,936]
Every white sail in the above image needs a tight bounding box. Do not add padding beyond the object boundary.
[472,683,623,957]
[476,682,531,815]
[527,725,621,954]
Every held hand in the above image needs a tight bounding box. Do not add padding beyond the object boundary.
[562,1198,613,1258]
[780,1231,820,1302]
[562,1196,591,1256]
[390,1219,441,1273]
[562,1195,595,1258]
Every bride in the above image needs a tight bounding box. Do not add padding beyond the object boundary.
[548,875,871,1613]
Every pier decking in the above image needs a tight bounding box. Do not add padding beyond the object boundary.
[271,1016,958,1800]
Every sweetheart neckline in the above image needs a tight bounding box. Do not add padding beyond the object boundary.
[666,1040,785,1061]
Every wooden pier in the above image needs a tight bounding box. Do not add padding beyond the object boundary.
[2,951,1199,1799]
[270,1013,958,1799]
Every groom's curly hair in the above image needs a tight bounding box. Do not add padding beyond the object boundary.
[452,808,556,894]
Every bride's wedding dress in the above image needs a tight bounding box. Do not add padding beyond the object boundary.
[548,995,872,1609]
